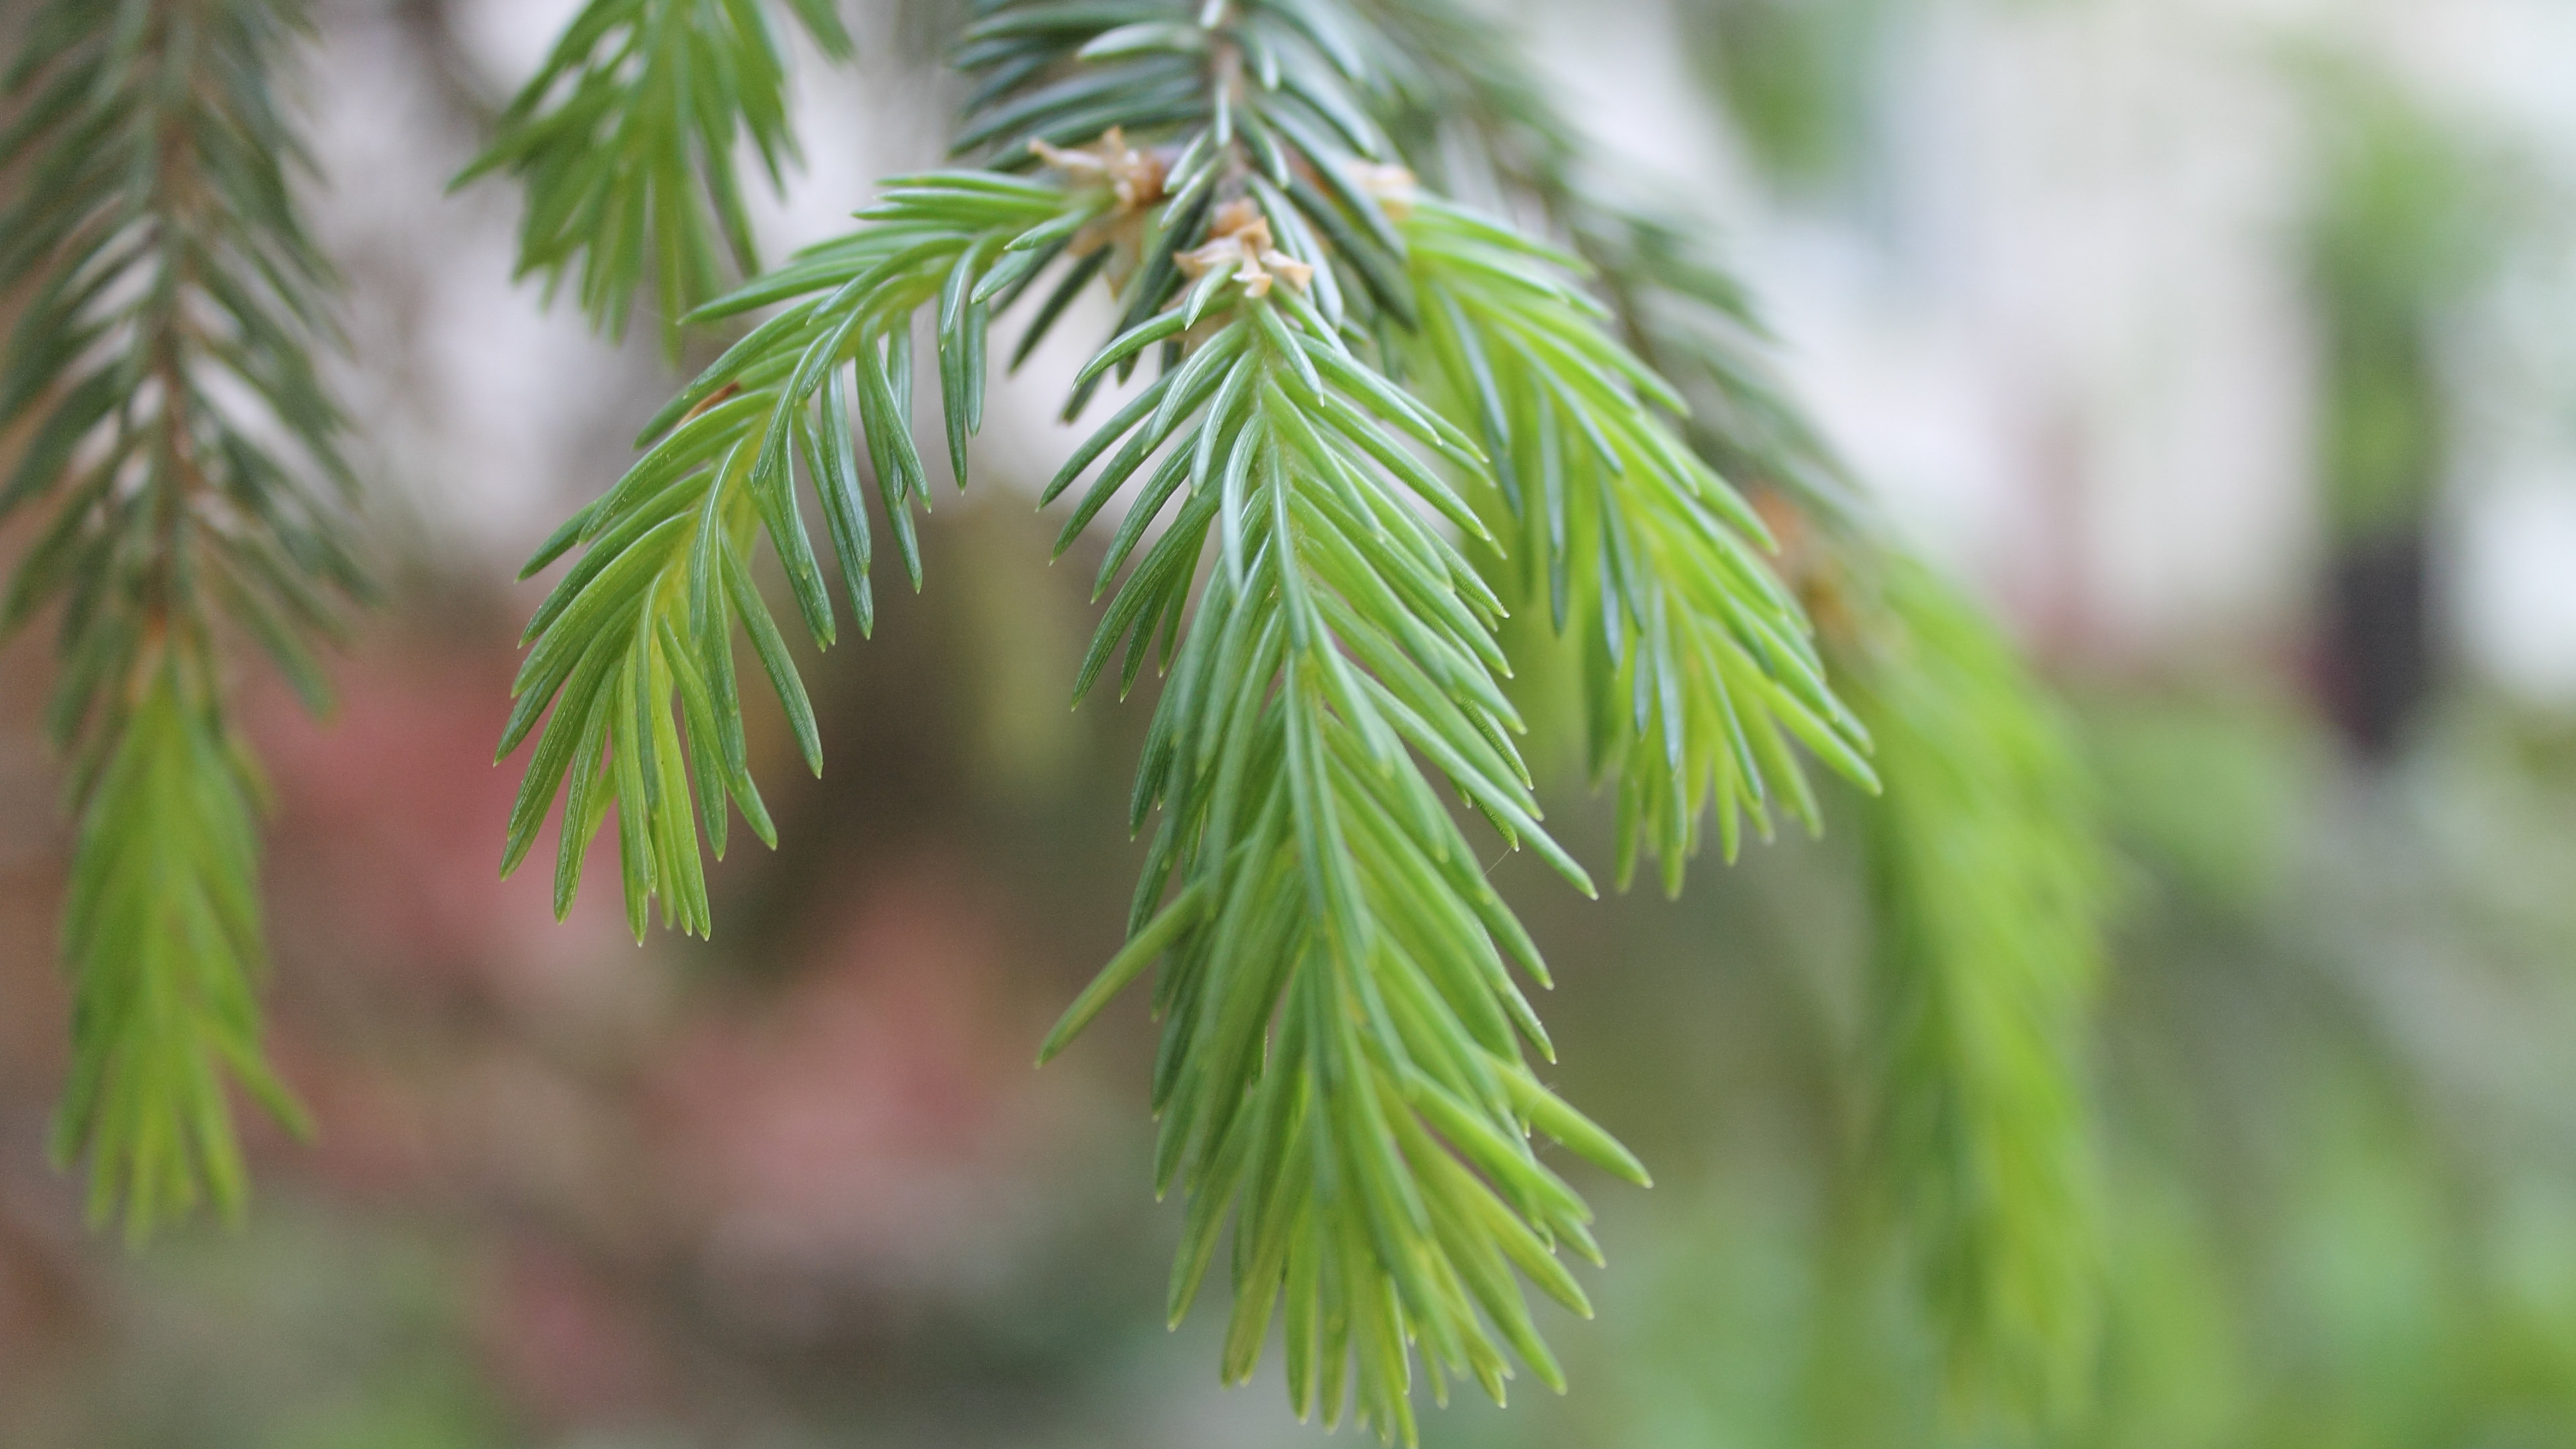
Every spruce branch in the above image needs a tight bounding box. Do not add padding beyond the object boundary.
[1043,272,1643,1443]
[500,172,1075,938]
[504,0,1881,1434]
[453,0,856,354]
[951,3,1761,1430]
[0,0,362,1234]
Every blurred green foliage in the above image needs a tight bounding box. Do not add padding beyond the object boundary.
[1678,0,1890,195]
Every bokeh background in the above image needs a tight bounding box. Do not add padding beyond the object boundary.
[8,0,2576,1444]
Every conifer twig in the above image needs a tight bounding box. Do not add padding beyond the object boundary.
[0,0,362,1236]
[498,1,1879,1434]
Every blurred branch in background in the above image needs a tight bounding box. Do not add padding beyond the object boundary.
[0,0,366,1237]
[1841,560,2104,1424]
